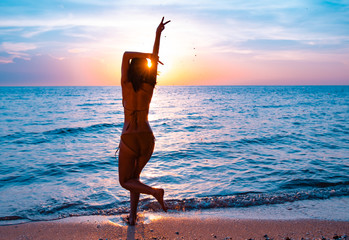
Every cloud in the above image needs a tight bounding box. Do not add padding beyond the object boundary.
[0,0,348,85]
[0,42,37,62]
[21,26,55,38]
[238,39,349,52]
[68,48,88,53]
[0,55,117,86]
[2,42,37,52]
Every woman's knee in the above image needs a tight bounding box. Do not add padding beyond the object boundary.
[119,177,128,189]
[119,177,139,190]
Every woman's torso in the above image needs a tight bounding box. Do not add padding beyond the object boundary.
[122,81,154,134]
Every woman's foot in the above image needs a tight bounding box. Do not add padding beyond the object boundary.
[153,188,167,212]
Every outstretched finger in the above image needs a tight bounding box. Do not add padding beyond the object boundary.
[163,20,171,25]
[160,17,164,24]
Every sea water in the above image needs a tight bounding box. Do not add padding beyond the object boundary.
[0,86,348,223]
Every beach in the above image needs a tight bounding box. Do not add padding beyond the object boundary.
[1,197,349,240]
[1,215,348,240]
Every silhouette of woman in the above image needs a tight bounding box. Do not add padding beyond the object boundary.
[118,17,170,225]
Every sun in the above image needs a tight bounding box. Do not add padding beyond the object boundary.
[145,57,173,81]
[147,58,152,68]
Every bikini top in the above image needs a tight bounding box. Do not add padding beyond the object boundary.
[122,97,150,127]
[123,101,150,132]
[122,82,153,125]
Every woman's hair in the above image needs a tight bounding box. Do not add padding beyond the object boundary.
[128,58,156,92]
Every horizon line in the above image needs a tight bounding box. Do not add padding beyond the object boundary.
[1,84,348,87]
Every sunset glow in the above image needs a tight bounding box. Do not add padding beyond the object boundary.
[147,59,152,68]
[0,1,348,86]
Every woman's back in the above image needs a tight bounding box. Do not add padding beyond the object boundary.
[122,81,154,111]
[122,81,154,133]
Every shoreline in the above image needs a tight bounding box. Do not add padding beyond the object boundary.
[0,214,348,240]
[1,197,349,239]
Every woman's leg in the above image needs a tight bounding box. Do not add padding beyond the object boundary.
[119,137,167,224]
[129,191,140,225]
[118,142,166,225]
[135,141,167,213]
[118,138,155,195]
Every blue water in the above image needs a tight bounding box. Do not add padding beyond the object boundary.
[0,86,348,223]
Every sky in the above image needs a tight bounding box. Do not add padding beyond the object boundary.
[0,0,349,86]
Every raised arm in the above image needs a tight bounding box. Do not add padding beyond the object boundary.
[151,17,170,73]
[121,52,151,84]
[121,18,170,85]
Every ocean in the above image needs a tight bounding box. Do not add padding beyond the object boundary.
[0,86,348,224]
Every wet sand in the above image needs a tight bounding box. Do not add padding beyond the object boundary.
[1,215,348,240]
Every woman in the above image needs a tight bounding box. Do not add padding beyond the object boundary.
[118,17,170,225]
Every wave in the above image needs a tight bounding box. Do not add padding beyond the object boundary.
[77,103,104,107]
[140,185,349,212]
[1,122,122,145]
[1,185,348,224]
[190,134,304,150]
[280,179,349,189]
[194,131,344,150]
[43,123,120,136]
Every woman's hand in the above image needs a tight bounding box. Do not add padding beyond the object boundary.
[152,17,170,68]
[156,17,171,35]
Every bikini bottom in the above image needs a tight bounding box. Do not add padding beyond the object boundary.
[120,132,155,157]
